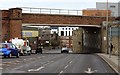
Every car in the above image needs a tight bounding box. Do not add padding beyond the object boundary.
[0,43,20,58]
[61,47,69,53]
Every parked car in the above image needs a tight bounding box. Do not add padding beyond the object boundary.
[0,43,20,58]
[61,47,69,53]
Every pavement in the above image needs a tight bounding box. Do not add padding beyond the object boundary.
[97,53,120,74]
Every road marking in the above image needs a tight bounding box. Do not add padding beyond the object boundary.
[3,62,12,64]
[43,63,49,66]
[69,61,72,64]
[64,65,69,69]
[84,68,97,74]
[60,71,63,74]
[28,66,44,72]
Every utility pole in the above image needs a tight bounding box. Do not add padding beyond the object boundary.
[106,0,109,54]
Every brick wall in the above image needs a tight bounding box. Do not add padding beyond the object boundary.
[2,8,116,42]
[2,8,22,42]
[22,13,115,25]
[83,10,111,17]
[72,28,83,53]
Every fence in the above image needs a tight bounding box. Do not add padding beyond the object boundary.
[20,7,82,15]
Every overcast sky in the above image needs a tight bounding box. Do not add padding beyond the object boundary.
[0,0,120,10]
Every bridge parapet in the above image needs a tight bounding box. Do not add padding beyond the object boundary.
[20,7,82,16]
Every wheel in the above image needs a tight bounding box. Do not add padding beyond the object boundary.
[28,53,31,55]
[4,55,6,58]
[28,51,31,55]
[16,53,19,58]
[20,53,24,56]
[8,53,12,58]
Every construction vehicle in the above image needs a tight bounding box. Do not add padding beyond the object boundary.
[11,38,31,55]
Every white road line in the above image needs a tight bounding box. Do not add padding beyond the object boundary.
[60,70,63,74]
[28,66,44,72]
[69,61,73,64]
[43,63,49,66]
[64,65,69,69]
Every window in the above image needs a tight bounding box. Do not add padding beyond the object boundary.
[61,31,64,36]
[110,5,116,8]
[69,31,71,36]
[66,31,67,36]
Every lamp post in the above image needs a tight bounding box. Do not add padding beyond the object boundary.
[106,0,109,54]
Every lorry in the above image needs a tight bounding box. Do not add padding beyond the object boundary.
[11,38,31,55]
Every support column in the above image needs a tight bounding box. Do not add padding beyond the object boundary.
[9,8,22,39]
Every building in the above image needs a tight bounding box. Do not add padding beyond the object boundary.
[83,9,111,17]
[58,27,79,36]
[96,2,120,17]
[58,27,79,47]
[50,26,58,34]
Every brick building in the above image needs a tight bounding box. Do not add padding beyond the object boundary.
[83,9,111,17]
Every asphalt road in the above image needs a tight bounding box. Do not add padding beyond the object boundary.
[1,49,118,75]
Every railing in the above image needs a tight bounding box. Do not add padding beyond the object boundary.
[20,7,82,15]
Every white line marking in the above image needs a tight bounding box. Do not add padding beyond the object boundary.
[64,65,69,69]
[69,61,72,64]
[36,66,44,71]
[43,63,49,66]
[60,71,63,74]
[28,66,44,72]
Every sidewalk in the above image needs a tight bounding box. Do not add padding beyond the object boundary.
[97,53,120,74]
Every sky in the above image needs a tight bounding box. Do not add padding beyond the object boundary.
[0,0,120,10]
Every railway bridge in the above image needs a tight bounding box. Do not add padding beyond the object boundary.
[2,7,116,53]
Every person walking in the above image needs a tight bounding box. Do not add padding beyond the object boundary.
[109,43,113,58]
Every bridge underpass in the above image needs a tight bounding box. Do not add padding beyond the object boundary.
[82,27,101,53]
[22,24,102,54]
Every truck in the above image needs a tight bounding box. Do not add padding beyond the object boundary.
[11,38,31,55]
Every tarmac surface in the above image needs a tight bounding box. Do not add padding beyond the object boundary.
[0,49,119,75]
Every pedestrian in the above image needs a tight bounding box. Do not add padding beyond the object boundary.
[110,43,113,52]
[109,43,113,58]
